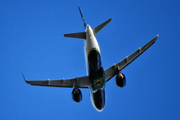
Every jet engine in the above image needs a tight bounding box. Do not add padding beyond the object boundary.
[115,72,126,88]
[72,88,82,103]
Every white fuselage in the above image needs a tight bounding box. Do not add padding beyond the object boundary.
[84,25,101,71]
[84,25,105,112]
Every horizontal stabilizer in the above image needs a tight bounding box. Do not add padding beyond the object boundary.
[93,18,112,35]
[64,32,86,39]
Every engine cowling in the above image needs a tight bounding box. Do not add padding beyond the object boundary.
[116,72,126,88]
[72,88,82,103]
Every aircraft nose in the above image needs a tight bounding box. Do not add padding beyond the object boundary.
[95,103,104,111]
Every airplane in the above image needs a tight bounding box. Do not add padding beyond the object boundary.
[22,6,159,112]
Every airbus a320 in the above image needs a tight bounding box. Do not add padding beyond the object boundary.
[22,6,159,112]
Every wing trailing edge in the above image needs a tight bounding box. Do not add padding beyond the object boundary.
[22,72,90,88]
[104,34,159,82]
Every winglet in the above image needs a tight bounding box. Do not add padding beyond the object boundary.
[155,27,159,38]
[21,72,27,82]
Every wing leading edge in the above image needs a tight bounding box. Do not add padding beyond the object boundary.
[104,34,159,82]
[22,73,90,88]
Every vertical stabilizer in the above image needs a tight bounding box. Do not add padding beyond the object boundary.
[78,6,87,29]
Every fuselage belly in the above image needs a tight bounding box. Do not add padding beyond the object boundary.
[85,25,106,111]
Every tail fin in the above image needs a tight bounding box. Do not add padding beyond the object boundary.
[93,18,112,35]
[64,7,111,39]
[64,6,87,39]
[78,6,87,29]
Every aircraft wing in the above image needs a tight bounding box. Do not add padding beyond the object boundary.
[104,34,159,82]
[22,74,90,88]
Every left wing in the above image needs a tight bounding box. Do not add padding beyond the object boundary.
[22,73,90,88]
[104,34,159,82]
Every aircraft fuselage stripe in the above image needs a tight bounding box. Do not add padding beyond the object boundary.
[88,48,101,59]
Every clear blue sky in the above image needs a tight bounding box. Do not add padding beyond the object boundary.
[1,0,180,120]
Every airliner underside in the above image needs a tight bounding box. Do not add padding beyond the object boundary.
[23,6,158,112]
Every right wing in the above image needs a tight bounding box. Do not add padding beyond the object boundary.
[22,73,90,88]
[104,34,159,82]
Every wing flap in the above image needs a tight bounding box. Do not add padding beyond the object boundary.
[24,76,90,88]
[104,34,159,82]
[25,79,73,87]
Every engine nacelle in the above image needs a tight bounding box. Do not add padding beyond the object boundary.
[115,72,126,88]
[72,88,82,103]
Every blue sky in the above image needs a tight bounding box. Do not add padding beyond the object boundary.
[1,0,180,119]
